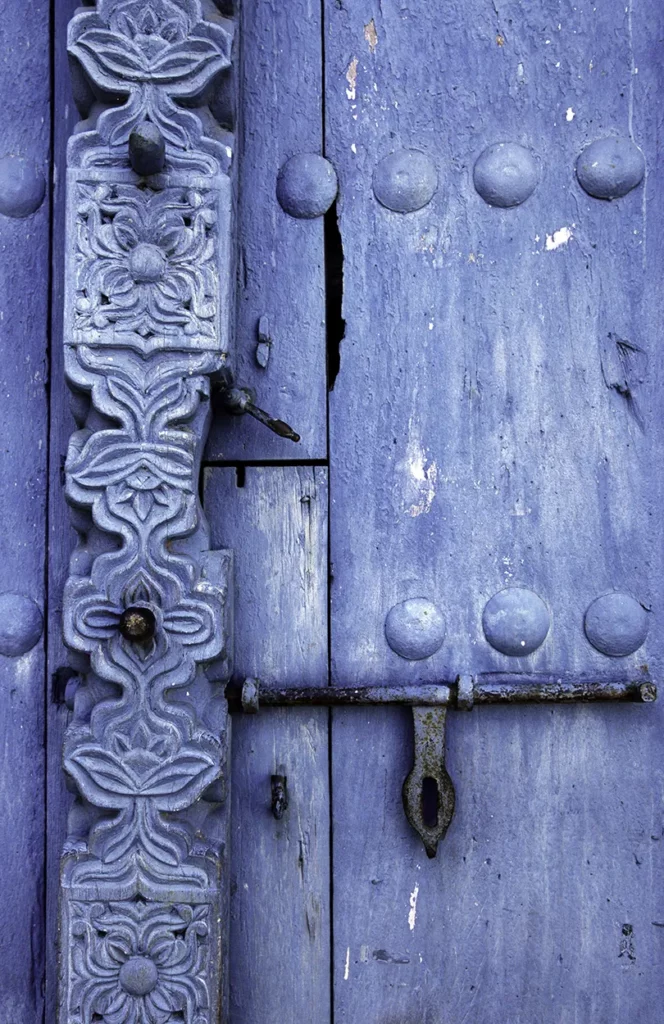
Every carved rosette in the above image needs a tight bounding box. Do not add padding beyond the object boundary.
[60,3,235,1021]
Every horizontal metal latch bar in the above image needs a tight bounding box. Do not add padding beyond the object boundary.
[225,674,656,713]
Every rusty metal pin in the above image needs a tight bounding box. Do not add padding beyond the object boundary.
[219,379,300,442]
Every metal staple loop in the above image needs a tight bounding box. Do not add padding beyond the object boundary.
[455,673,475,711]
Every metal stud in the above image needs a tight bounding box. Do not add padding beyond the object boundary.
[576,137,645,200]
[482,587,550,656]
[0,593,43,656]
[373,149,438,213]
[385,598,446,660]
[584,592,649,657]
[277,153,338,218]
[129,121,166,177]
[0,156,45,218]
[119,606,156,643]
[473,142,539,208]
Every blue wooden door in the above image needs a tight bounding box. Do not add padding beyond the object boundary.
[323,3,664,1021]
[208,1,664,1021]
[0,3,51,1021]
[0,0,657,1021]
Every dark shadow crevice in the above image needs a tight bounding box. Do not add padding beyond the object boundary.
[324,200,345,391]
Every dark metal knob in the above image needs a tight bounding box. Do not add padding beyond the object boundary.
[119,606,156,642]
[129,121,165,176]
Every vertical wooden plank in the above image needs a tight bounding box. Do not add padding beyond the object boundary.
[205,466,330,1024]
[205,0,328,461]
[45,2,79,1018]
[325,1,664,1021]
[0,2,51,1021]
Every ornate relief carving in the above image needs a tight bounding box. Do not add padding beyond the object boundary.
[60,2,235,1020]
[69,900,212,1024]
[73,184,220,345]
[68,0,233,172]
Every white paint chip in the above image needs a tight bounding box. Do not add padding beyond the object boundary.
[346,57,358,101]
[398,437,437,517]
[566,107,575,121]
[545,226,572,250]
[408,884,419,931]
[364,19,378,53]
[344,947,350,980]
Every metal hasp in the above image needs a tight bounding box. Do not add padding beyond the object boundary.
[229,674,657,857]
[59,2,235,1022]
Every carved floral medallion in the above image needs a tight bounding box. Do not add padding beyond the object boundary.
[74,184,219,342]
[69,900,211,1024]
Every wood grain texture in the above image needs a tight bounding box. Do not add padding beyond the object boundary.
[205,466,330,1023]
[324,1,664,1020]
[205,0,328,461]
[45,3,80,1018]
[0,3,51,1021]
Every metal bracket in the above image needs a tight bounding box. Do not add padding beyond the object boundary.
[228,674,656,857]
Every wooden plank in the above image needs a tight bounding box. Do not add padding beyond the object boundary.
[0,2,51,1020]
[44,2,81,1018]
[325,1,664,1020]
[205,0,328,461]
[204,466,330,1023]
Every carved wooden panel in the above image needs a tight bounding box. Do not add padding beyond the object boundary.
[59,3,235,1021]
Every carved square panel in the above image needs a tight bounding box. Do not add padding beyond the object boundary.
[65,172,230,355]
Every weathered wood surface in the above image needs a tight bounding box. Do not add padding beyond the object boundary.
[0,3,51,1021]
[45,3,81,1018]
[205,466,330,1023]
[205,0,328,461]
[324,1,664,1020]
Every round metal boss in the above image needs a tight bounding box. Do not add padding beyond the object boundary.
[473,142,539,208]
[482,587,550,657]
[576,137,645,200]
[0,593,43,657]
[584,592,649,657]
[0,156,45,218]
[385,598,446,660]
[119,606,156,642]
[277,153,338,218]
[373,150,438,213]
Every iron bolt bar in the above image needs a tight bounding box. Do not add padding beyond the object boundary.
[227,673,656,858]
[226,674,656,713]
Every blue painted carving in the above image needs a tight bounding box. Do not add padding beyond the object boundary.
[59,2,235,1021]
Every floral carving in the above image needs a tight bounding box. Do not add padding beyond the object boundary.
[68,0,232,155]
[68,723,219,811]
[74,184,219,344]
[61,0,234,1019]
[70,900,210,1024]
